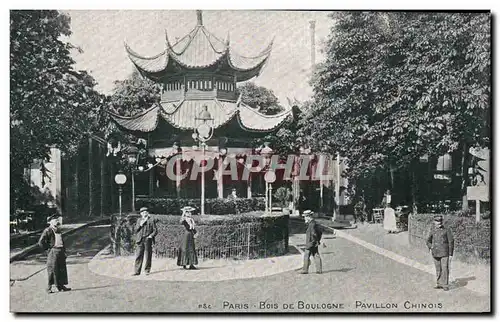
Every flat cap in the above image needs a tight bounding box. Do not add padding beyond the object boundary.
[303,210,314,217]
[46,214,60,222]
[139,207,148,213]
[433,215,443,222]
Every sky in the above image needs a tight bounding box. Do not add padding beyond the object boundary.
[66,10,334,105]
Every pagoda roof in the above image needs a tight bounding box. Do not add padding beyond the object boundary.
[124,13,273,82]
[108,99,293,133]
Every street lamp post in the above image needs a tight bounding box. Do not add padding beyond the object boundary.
[113,171,127,256]
[264,170,276,214]
[193,105,214,216]
[125,145,139,212]
[261,142,275,215]
[114,171,127,218]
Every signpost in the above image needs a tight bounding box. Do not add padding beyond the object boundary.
[467,147,489,223]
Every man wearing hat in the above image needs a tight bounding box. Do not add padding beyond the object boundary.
[300,210,323,274]
[38,214,71,293]
[426,215,454,291]
[133,207,158,276]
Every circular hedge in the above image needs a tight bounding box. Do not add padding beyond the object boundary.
[111,212,289,260]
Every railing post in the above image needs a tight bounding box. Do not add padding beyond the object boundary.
[247,224,251,260]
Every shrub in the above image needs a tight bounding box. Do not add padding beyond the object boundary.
[111,212,289,260]
[135,197,266,216]
[408,213,490,263]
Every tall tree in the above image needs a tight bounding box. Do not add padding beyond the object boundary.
[236,82,285,115]
[108,69,160,116]
[303,12,490,208]
[10,10,105,209]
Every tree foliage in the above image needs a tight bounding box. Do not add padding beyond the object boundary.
[10,10,106,208]
[108,69,160,116]
[236,82,284,115]
[303,12,490,181]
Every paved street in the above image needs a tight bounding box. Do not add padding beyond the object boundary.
[10,222,490,313]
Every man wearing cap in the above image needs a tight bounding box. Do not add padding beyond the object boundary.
[426,215,454,291]
[133,207,158,276]
[300,210,323,274]
[38,214,71,293]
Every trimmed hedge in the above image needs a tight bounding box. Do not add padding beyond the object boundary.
[111,212,289,260]
[408,213,490,263]
[135,197,266,216]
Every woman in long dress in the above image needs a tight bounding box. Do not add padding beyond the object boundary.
[177,206,198,269]
[383,207,398,233]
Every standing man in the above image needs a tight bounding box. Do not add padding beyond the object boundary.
[133,207,158,276]
[426,215,454,291]
[300,210,323,274]
[38,214,71,294]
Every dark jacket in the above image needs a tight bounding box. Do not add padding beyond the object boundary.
[426,225,454,258]
[305,219,323,249]
[135,216,158,244]
[38,227,64,251]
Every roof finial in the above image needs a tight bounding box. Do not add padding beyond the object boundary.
[196,10,203,26]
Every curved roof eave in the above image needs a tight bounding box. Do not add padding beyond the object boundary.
[234,102,294,133]
[124,43,169,74]
[227,38,273,72]
[107,105,160,133]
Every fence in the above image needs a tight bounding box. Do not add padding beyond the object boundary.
[112,214,289,260]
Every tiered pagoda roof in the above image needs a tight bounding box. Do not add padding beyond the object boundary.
[109,10,293,134]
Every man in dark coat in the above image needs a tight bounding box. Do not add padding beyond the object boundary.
[133,207,158,276]
[300,210,323,274]
[38,214,71,294]
[426,215,454,291]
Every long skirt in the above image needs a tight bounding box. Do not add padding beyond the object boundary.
[177,231,198,266]
[47,248,68,286]
[383,207,398,232]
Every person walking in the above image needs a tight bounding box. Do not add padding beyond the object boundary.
[300,210,323,274]
[177,206,199,270]
[38,214,71,294]
[133,207,158,276]
[426,215,454,291]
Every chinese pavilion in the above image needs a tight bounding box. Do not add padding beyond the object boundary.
[109,10,295,200]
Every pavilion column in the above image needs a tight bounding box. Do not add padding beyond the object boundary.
[217,157,224,198]
[292,155,300,214]
[176,157,181,198]
[100,145,105,217]
[88,137,94,217]
[247,172,252,199]
[318,154,325,211]
[149,169,154,197]
[148,134,154,197]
